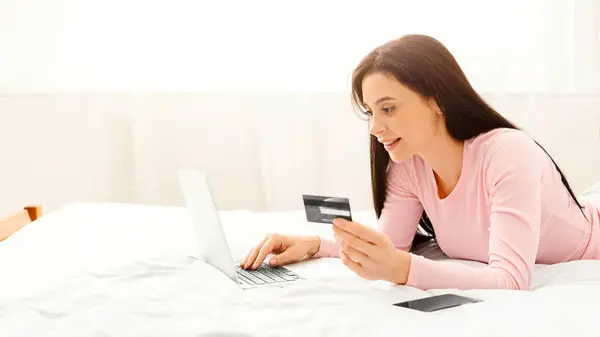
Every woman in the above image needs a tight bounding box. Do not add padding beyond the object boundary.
[241,34,600,290]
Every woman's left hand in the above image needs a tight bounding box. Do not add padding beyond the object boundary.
[332,218,411,284]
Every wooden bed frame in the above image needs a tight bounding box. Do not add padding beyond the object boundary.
[0,205,42,242]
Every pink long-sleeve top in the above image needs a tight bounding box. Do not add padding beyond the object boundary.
[316,128,600,290]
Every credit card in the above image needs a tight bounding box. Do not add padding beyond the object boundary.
[302,194,352,223]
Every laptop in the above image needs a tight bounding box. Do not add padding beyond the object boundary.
[177,169,304,289]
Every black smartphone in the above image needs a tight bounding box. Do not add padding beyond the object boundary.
[393,294,481,312]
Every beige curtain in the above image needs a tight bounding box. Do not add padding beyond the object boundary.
[1,0,599,215]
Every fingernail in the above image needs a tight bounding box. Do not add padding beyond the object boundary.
[332,219,338,225]
[269,259,277,266]
[253,262,259,269]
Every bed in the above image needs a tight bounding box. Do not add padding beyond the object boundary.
[1,202,599,337]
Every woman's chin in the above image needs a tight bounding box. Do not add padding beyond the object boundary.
[389,151,414,163]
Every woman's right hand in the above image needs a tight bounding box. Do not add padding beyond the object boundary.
[240,234,321,270]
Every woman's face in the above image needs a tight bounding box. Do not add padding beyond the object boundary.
[361,72,445,162]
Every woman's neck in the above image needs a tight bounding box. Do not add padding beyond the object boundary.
[418,134,465,196]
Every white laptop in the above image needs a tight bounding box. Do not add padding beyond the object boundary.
[177,169,304,289]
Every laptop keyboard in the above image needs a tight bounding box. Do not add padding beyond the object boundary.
[235,264,300,286]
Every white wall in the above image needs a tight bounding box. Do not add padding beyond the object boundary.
[1,0,598,94]
[0,0,599,216]
[0,92,598,217]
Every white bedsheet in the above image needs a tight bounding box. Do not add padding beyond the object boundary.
[1,202,600,337]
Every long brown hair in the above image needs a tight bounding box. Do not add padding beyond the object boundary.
[351,34,585,250]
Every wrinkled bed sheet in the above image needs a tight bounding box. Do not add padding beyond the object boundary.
[0,202,599,337]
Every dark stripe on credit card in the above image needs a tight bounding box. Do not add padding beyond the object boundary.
[302,194,352,223]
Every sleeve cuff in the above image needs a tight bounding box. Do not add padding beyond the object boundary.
[405,253,426,287]
[313,237,339,258]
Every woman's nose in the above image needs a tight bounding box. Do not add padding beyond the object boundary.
[369,114,385,136]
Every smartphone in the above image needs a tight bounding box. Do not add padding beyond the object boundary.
[393,294,481,312]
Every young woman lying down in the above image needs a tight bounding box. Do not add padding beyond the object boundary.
[241,34,600,291]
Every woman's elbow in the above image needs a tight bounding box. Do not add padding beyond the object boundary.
[497,270,531,290]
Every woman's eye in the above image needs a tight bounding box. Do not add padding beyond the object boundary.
[382,106,395,114]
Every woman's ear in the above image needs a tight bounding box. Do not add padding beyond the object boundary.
[428,98,442,115]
